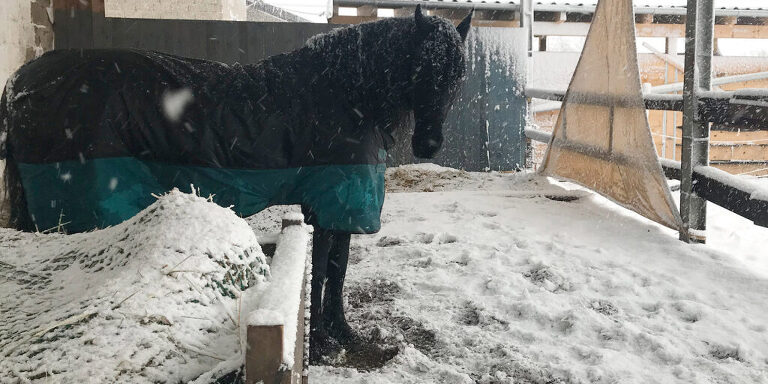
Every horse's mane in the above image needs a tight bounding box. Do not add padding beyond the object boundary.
[305,18,417,91]
[241,18,420,116]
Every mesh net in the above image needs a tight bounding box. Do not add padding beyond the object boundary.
[0,190,268,383]
[539,0,683,230]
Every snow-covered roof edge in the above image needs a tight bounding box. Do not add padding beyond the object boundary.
[334,0,768,18]
[247,0,312,23]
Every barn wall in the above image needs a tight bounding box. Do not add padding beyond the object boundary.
[0,0,33,89]
[104,0,247,21]
[1,0,52,227]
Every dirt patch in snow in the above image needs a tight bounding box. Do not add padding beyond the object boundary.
[386,164,471,192]
[329,278,438,371]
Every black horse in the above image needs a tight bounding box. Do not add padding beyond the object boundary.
[0,6,471,361]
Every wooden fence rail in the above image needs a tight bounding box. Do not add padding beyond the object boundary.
[246,215,311,384]
[524,127,768,228]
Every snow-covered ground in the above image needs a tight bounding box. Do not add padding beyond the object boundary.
[0,164,765,383]
[313,164,768,384]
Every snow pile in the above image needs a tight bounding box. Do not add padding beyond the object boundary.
[0,189,268,383]
[314,166,768,383]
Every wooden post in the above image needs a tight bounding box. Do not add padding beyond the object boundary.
[245,325,286,384]
[246,216,310,384]
[30,0,54,59]
[282,217,303,230]
[283,216,308,384]
[295,254,309,384]
[52,0,105,49]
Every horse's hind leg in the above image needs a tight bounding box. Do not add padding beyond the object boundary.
[2,154,35,231]
[323,232,354,342]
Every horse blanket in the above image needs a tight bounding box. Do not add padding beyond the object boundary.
[2,49,389,233]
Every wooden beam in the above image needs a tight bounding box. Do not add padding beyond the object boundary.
[474,19,520,28]
[716,16,738,25]
[329,15,378,24]
[536,11,567,23]
[356,5,377,17]
[535,22,768,38]
[52,0,105,49]
[393,7,414,17]
[431,9,468,20]
[53,0,104,12]
[636,13,654,24]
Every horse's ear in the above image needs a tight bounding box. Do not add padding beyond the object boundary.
[415,4,428,32]
[456,9,473,42]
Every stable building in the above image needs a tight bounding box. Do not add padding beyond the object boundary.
[330,0,768,176]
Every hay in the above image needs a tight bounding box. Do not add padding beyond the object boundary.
[0,190,268,383]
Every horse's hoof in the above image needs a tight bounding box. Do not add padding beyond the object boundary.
[326,317,359,346]
[341,340,400,370]
[309,331,343,365]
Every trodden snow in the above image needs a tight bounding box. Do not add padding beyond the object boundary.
[312,164,768,384]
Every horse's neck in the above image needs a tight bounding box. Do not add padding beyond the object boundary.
[308,19,416,116]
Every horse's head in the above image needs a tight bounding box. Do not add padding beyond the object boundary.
[410,5,472,159]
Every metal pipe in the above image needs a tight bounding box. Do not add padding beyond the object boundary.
[649,71,768,94]
[680,0,714,243]
[643,42,685,73]
[524,127,553,144]
[527,71,768,103]
[521,0,534,86]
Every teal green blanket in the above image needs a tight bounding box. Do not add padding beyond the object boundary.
[19,157,386,233]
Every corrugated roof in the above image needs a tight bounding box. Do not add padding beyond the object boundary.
[334,0,768,17]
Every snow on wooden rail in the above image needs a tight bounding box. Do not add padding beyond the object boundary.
[526,128,768,227]
[526,87,768,128]
[245,214,312,384]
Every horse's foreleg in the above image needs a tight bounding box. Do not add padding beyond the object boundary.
[324,231,355,343]
[324,232,399,363]
[310,228,331,335]
[308,227,343,361]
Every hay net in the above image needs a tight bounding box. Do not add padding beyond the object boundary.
[539,0,683,230]
[0,190,269,383]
